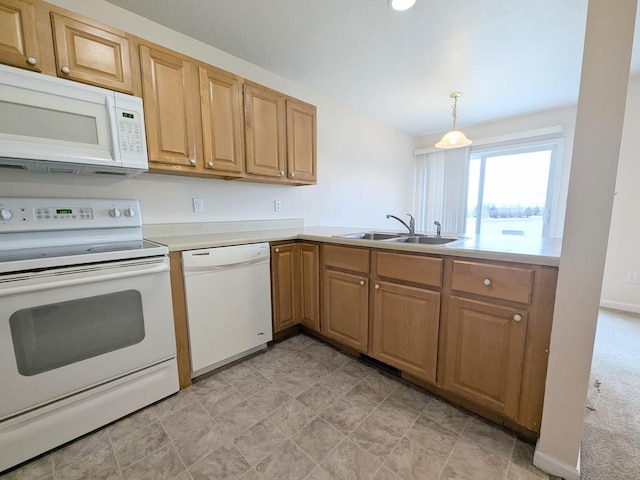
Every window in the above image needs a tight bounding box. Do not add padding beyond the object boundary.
[466,142,558,237]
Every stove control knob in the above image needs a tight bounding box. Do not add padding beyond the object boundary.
[124,208,137,218]
[0,208,12,221]
[109,208,122,218]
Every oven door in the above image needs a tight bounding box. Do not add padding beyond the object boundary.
[0,256,175,420]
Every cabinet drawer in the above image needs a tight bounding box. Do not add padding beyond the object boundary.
[451,260,534,304]
[376,251,442,288]
[323,244,369,274]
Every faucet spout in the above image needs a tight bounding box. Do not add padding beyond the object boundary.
[386,214,415,235]
[434,220,442,238]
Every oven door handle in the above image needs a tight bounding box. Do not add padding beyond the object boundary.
[0,262,169,297]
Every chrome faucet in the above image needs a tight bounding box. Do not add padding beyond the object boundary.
[386,214,415,235]
[434,220,442,238]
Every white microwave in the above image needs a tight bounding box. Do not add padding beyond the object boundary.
[0,64,148,176]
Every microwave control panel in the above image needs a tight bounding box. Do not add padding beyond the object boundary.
[117,110,144,155]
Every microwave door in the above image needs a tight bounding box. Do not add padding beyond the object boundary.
[0,82,118,167]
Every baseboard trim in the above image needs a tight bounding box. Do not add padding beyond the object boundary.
[600,300,640,314]
[533,448,581,480]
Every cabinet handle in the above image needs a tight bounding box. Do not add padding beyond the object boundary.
[190,159,197,165]
[513,314,522,322]
[275,248,280,253]
[359,280,365,286]
[374,284,380,289]
[483,278,492,286]
[27,57,37,66]
[207,161,213,167]
[290,172,295,177]
[61,66,70,74]
[279,171,284,176]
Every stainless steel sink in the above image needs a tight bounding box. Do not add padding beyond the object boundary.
[336,232,403,240]
[397,236,460,245]
[335,232,461,245]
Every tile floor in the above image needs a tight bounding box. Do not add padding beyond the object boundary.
[1,334,558,480]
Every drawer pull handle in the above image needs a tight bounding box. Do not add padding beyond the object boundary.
[374,284,380,289]
[61,66,70,74]
[483,278,492,286]
[275,248,280,253]
[207,161,213,167]
[27,57,37,65]
[359,280,365,286]
[513,314,523,322]
[190,159,197,165]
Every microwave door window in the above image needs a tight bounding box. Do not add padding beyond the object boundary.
[0,101,98,144]
[9,290,145,376]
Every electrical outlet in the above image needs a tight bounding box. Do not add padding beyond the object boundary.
[625,272,638,284]
[193,197,204,213]
[274,200,282,212]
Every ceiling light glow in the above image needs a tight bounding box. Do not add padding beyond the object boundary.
[389,0,416,12]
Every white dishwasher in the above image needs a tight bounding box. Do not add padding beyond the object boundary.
[182,242,272,377]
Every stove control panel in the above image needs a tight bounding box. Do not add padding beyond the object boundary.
[0,198,142,233]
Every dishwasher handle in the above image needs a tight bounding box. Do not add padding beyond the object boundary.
[182,256,268,275]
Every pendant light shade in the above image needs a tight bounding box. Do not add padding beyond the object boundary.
[389,0,416,11]
[435,92,472,149]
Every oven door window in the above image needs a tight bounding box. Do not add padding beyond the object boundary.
[10,290,145,376]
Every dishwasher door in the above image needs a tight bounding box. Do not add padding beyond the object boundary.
[182,243,272,376]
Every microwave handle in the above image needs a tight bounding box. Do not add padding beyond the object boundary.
[106,95,122,162]
[0,262,168,298]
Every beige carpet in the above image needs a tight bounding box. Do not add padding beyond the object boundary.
[581,308,640,479]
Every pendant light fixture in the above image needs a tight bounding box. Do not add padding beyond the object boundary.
[435,92,472,149]
[389,0,416,11]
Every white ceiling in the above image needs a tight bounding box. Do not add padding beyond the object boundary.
[105,0,639,135]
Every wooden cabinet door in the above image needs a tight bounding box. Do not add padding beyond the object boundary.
[0,0,40,71]
[371,281,440,383]
[271,244,299,333]
[286,99,316,183]
[443,296,528,419]
[244,82,286,178]
[51,12,134,93]
[322,268,368,352]
[198,65,244,176]
[299,243,320,331]
[140,44,198,169]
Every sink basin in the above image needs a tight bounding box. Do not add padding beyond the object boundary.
[336,232,403,240]
[335,232,461,245]
[399,236,460,245]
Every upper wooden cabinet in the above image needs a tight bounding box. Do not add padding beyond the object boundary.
[139,41,246,178]
[50,12,135,93]
[244,81,286,179]
[244,81,317,185]
[139,43,198,171]
[198,65,245,176]
[0,1,137,92]
[0,0,41,71]
[286,98,317,183]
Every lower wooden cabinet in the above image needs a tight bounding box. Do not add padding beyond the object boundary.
[299,242,320,331]
[271,243,299,333]
[371,281,440,382]
[322,268,369,351]
[270,242,319,334]
[443,296,528,420]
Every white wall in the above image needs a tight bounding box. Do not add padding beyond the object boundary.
[0,0,416,228]
[601,75,640,312]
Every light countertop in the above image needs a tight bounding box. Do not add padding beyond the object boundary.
[145,223,561,267]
